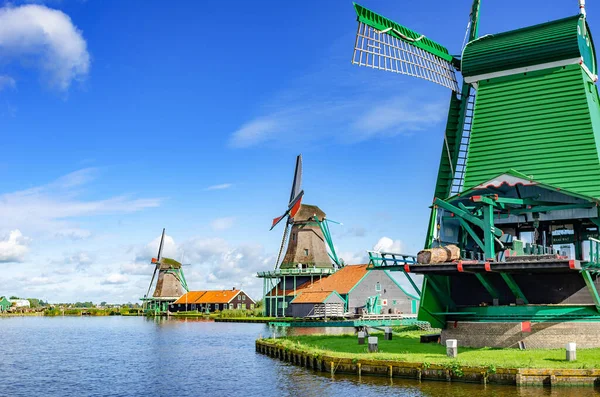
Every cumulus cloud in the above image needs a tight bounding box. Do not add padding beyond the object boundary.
[0,4,90,90]
[53,251,93,272]
[338,250,368,266]
[0,229,29,263]
[205,183,233,191]
[210,217,235,231]
[129,233,271,299]
[102,273,129,285]
[373,237,403,253]
[120,261,153,276]
[136,232,179,262]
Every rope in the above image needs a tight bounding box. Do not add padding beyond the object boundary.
[462,21,471,50]
[380,27,424,43]
[444,133,455,181]
[274,223,290,270]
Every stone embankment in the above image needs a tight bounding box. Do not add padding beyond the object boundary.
[256,339,600,387]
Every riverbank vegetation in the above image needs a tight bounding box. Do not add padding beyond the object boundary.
[263,329,600,369]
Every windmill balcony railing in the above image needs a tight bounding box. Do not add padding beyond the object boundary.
[585,238,600,271]
[256,267,336,278]
[367,251,418,268]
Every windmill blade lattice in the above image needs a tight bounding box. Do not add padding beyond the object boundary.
[352,4,460,92]
[273,222,291,270]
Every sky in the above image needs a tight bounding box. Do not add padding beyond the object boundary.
[0,0,590,303]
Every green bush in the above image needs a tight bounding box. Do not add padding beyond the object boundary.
[218,308,262,318]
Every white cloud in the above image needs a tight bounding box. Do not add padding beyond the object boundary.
[0,168,160,239]
[205,183,233,191]
[0,230,29,263]
[0,75,15,90]
[102,273,129,285]
[137,232,179,262]
[229,118,280,148]
[338,250,368,266]
[120,261,153,276]
[54,251,93,271]
[210,217,235,231]
[350,98,445,141]
[0,4,90,90]
[373,237,403,253]
[53,228,92,240]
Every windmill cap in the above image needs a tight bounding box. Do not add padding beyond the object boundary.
[292,204,326,221]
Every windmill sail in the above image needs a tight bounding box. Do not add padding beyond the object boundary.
[270,155,304,230]
[289,154,303,206]
[352,3,460,92]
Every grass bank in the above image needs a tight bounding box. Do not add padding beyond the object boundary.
[266,331,600,369]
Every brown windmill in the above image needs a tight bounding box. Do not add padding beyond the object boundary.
[270,155,337,270]
[142,228,189,314]
[259,155,343,317]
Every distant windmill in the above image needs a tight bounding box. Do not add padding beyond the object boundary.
[259,155,342,317]
[270,155,341,270]
[142,228,189,314]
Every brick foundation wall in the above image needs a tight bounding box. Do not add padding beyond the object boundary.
[441,322,600,348]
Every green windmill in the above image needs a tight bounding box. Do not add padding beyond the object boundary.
[357,1,600,347]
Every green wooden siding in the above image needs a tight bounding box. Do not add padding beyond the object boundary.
[433,92,462,199]
[462,15,596,77]
[0,297,11,312]
[464,64,600,198]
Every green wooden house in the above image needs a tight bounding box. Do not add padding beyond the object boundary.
[0,296,11,312]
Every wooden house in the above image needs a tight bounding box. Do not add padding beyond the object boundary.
[169,288,255,313]
[0,296,10,312]
[288,264,419,317]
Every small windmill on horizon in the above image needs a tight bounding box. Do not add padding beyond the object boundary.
[141,228,189,315]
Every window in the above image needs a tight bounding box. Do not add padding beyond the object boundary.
[237,303,243,310]
[238,295,241,301]
[304,249,309,256]
[250,304,254,310]
[242,295,246,301]
[215,304,220,311]
[191,304,196,311]
[376,282,381,292]
[224,304,228,310]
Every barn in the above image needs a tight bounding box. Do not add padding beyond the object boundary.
[170,288,255,313]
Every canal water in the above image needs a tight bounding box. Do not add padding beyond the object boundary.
[1,316,599,396]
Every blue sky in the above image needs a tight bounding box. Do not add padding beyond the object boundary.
[0,0,589,302]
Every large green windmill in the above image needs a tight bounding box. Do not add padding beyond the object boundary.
[356,1,600,347]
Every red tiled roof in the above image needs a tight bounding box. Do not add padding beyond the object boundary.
[196,290,240,304]
[173,289,249,304]
[302,265,369,294]
[173,291,208,304]
[292,291,336,304]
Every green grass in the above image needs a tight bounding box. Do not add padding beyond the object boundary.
[267,331,600,369]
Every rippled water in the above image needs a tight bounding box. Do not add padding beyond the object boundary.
[1,317,599,396]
